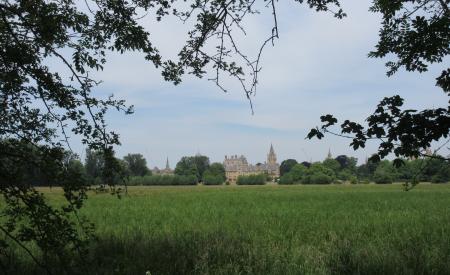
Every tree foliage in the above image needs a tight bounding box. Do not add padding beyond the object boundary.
[2,0,447,272]
[128,174,197,186]
[307,0,450,191]
[236,174,266,185]
[280,159,298,176]
[203,162,226,185]
[123,153,150,177]
[279,155,449,185]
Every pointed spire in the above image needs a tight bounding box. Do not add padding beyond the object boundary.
[267,143,277,164]
[165,157,170,170]
[327,148,332,159]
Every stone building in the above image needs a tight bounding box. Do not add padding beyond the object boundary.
[223,144,280,183]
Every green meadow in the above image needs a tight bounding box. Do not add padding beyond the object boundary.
[8,184,450,274]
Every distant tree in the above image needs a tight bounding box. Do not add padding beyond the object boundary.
[280,159,298,176]
[67,159,87,184]
[335,155,348,168]
[280,163,308,184]
[303,163,335,184]
[193,155,211,181]
[423,156,444,179]
[373,161,397,184]
[323,158,340,175]
[337,169,353,181]
[357,159,379,181]
[123,153,150,177]
[0,0,347,271]
[396,159,423,182]
[85,148,127,187]
[347,157,358,172]
[85,149,104,184]
[175,157,198,179]
[335,155,358,172]
[204,163,226,182]
[301,161,312,168]
[307,0,450,190]
[432,164,450,183]
[290,164,308,181]
[175,155,210,182]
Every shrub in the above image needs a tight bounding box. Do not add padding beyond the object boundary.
[236,174,266,185]
[431,174,448,183]
[203,174,224,185]
[337,169,352,181]
[373,161,396,184]
[308,173,333,184]
[278,173,294,185]
[358,179,370,184]
[373,172,393,184]
[302,163,335,184]
[128,175,197,186]
[350,176,358,184]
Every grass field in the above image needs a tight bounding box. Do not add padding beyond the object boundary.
[7,184,450,274]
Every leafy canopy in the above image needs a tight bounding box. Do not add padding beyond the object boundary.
[1,0,347,271]
[308,0,450,184]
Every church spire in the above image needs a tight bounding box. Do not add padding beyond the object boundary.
[165,157,170,170]
[327,148,332,159]
[267,143,277,164]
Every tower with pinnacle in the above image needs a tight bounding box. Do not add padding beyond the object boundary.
[223,143,280,183]
[265,143,280,178]
[160,157,173,175]
[267,143,277,165]
[165,157,170,170]
[326,148,332,159]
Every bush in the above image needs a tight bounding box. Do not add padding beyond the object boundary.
[337,169,352,181]
[236,174,266,185]
[128,175,197,186]
[308,173,333,184]
[278,173,294,185]
[350,176,358,184]
[373,172,393,184]
[373,161,396,184]
[203,174,224,185]
[302,163,335,184]
[431,174,448,183]
[278,164,307,184]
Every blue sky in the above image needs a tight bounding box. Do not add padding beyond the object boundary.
[69,0,449,168]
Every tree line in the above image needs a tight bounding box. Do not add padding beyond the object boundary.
[279,155,450,185]
[12,145,449,186]
[49,150,227,186]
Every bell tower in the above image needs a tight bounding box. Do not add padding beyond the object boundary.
[267,143,277,165]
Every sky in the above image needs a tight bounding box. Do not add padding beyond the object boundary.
[70,0,449,168]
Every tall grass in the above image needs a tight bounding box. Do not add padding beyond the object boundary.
[4,184,450,274]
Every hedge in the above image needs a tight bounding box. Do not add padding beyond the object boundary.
[203,175,224,185]
[236,174,266,185]
[128,175,197,186]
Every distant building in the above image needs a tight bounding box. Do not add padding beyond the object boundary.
[223,144,280,183]
[152,157,174,175]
